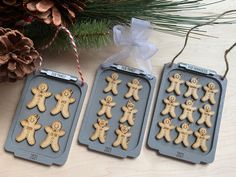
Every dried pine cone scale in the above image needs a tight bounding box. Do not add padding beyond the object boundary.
[0,27,41,82]
[26,0,86,26]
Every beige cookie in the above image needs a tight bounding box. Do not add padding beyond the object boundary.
[27,83,52,112]
[175,123,193,147]
[197,104,215,127]
[16,114,41,145]
[51,88,75,119]
[125,78,143,101]
[90,118,110,144]
[40,121,65,152]
[192,128,210,152]
[161,95,180,118]
[156,118,175,142]
[179,99,197,123]
[104,72,122,95]
[120,100,138,126]
[184,77,201,100]
[167,73,184,95]
[113,124,131,150]
[97,96,116,119]
[201,82,219,105]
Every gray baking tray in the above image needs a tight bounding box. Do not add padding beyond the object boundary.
[5,69,87,166]
[148,62,227,164]
[79,64,156,158]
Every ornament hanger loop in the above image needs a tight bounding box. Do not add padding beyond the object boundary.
[170,9,236,80]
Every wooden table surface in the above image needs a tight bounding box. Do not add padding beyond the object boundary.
[0,1,236,177]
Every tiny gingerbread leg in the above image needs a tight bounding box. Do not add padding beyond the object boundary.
[174,135,182,144]
[201,144,208,152]
[51,107,61,115]
[121,140,128,150]
[165,133,171,142]
[120,116,127,123]
[51,142,60,152]
[197,118,205,125]
[90,133,99,141]
[192,141,200,149]
[62,107,70,119]
[156,130,165,140]
[99,136,106,144]
[113,140,120,147]
[40,139,51,149]
[16,133,26,142]
[27,100,37,109]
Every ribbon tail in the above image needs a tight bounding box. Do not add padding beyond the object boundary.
[103,48,130,68]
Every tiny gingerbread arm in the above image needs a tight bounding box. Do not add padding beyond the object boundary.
[20,120,28,126]
[176,127,181,132]
[110,102,116,107]
[194,131,200,137]
[158,122,165,128]
[174,102,180,106]
[104,126,110,131]
[133,109,138,113]
[116,129,121,135]
[106,77,112,82]
[203,86,208,92]
[163,99,169,104]
[127,82,132,87]
[100,99,106,105]
[35,124,41,130]
[55,94,61,100]
[206,135,210,139]
[31,88,38,94]
[213,89,219,93]
[138,85,143,89]
[117,80,122,84]
[69,97,76,103]
[45,92,52,97]
[122,106,128,112]
[169,76,174,82]
[45,126,52,133]
[199,108,204,113]
[93,123,99,129]
[181,104,186,109]
[186,81,190,86]
[188,130,193,135]
[59,130,66,136]
[170,125,175,129]
[126,132,131,137]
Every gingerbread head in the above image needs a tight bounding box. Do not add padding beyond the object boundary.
[163,118,172,125]
[208,82,216,90]
[132,78,140,85]
[38,83,48,92]
[98,118,108,127]
[199,128,207,136]
[120,124,131,134]
[111,73,119,80]
[105,96,113,103]
[204,104,211,112]
[27,114,39,125]
[181,123,190,130]
[127,100,135,110]
[52,121,62,131]
[186,99,194,106]
[191,77,198,84]
[174,73,182,80]
[169,95,176,103]
[62,89,73,97]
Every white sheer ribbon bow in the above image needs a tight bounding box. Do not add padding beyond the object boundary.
[104,18,158,74]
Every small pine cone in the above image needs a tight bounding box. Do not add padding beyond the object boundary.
[0,27,41,82]
[26,0,86,26]
[0,0,26,26]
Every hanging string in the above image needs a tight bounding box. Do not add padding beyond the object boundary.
[170,9,236,79]
[223,42,236,79]
[39,26,85,85]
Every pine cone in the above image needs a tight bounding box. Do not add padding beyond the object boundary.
[0,27,41,82]
[0,0,26,26]
[26,0,86,26]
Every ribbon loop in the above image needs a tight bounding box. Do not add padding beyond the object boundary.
[104,18,158,74]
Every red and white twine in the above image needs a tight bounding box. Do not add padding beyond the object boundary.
[39,25,85,85]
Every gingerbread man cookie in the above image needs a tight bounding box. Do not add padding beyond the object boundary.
[120,100,138,126]
[167,73,184,95]
[16,114,41,145]
[97,96,116,119]
[197,104,215,127]
[179,99,197,123]
[125,78,143,101]
[90,118,110,144]
[156,118,175,142]
[161,95,180,118]
[174,123,193,147]
[201,82,219,105]
[113,124,131,150]
[51,88,75,119]
[104,72,122,95]
[27,83,52,112]
[184,77,201,100]
[192,128,210,152]
[40,121,65,152]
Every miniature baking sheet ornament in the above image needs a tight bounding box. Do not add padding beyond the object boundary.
[147,10,236,164]
[79,18,158,158]
[5,25,88,166]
